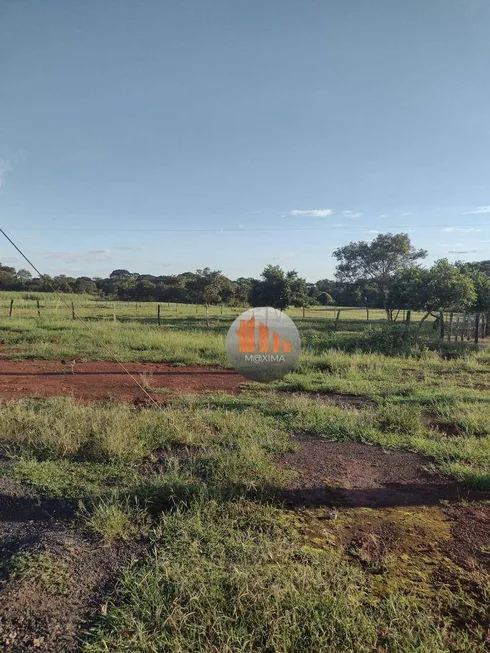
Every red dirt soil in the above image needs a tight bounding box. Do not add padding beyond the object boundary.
[0,360,248,403]
[275,436,489,508]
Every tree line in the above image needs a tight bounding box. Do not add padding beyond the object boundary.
[1,233,489,318]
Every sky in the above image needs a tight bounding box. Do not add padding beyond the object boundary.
[1,0,490,282]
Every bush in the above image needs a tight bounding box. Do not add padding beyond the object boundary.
[425,340,481,360]
[359,324,420,356]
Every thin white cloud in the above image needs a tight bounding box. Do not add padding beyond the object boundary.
[288,209,334,218]
[463,206,490,215]
[443,227,482,233]
[401,212,415,217]
[88,249,111,255]
[447,249,477,254]
[367,230,380,234]
[342,210,363,218]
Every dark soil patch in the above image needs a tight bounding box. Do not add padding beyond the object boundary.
[428,421,461,437]
[0,532,137,652]
[0,476,76,577]
[0,360,248,403]
[0,475,144,652]
[0,477,75,526]
[275,436,487,508]
[442,504,490,573]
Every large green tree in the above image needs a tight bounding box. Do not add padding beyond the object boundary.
[390,259,477,324]
[189,268,232,307]
[456,262,490,312]
[249,265,292,309]
[0,263,17,289]
[333,233,427,315]
[287,270,311,309]
[73,276,98,294]
[15,269,32,286]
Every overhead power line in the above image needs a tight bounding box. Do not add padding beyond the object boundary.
[3,223,490,233]
[0,227,165,411]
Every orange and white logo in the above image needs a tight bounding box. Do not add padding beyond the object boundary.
[226,307,301,382]
[236,315,292,354]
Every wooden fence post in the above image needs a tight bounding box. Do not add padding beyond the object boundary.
[334,310,341,330]
[113,303,117,322]
[475,313,481,344]
[9,299,13,317]
[205,304,209,327]
[447,311,453,342]
[486,312,490,338]
[302,306,306,318]
[37,300,41,317]
[439,310,445,340]
[454,313,460,341]
[405,310,411,326]
[157,303,161,326]
[366,307,370,322]
[71,302,75,320]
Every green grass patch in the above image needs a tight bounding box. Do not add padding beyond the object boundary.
[83,500,483,653]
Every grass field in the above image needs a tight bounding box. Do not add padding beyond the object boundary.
[0,293,489,652]
[0,290,427,322]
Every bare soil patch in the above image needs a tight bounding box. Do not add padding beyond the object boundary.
[441,503,490,573]
[0,532,136,652]
[0,475,143,652]
[277,438,490,641]
[0,360,247,403]
[275,436,487,508]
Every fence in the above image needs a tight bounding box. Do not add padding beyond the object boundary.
[0,298,248,322]
[1,297,489,342]
[436,311,490,344]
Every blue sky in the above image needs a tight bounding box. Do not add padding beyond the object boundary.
[1,0,489,281]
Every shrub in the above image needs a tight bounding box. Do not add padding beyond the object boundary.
[359,325,420,356]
